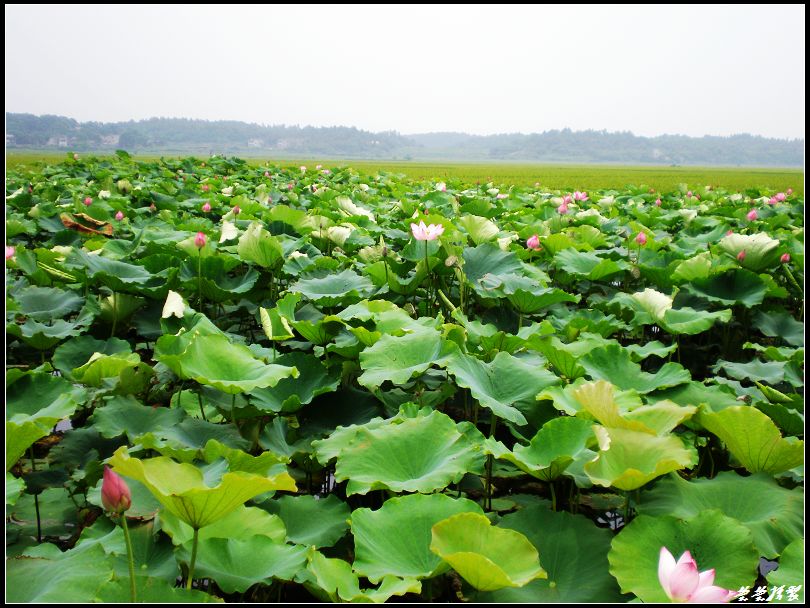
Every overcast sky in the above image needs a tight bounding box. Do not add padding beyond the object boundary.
[4,4,805,139]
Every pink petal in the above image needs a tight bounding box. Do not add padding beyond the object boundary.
[688,585,736,603]
[658,547,678,597]
[676,550,695,567]
[698,568,715,589]
[668,560,700,601]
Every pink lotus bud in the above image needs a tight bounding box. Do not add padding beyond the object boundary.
[636,232,647,246]
[775,192,786,202]
[436,182,447,192]
[316,164,322,170]
[424,209,429,215]
[746,209,758,221]
[300,165,307,172]
[557,203,569,215]
[526,234,541,251]
[84,197,92,206]
[658,547,736,603]
[322,169,331,175]
[232,205,240,215]
[573,191,588,201]
[288,183,294,190]
[264,171,271,177]
[655,198,662,207]
[737,250,746,262]
[101,466,131,514]
[768,197,778,205]
[726,230,734,236]
[687,191,692,197]
[202,184,210,192]
[194,232,207,248]
[6,245,15,260]
[115,211,125,221]
[202,202,212,213]
[781,253,790,263]
[787,188,793,195]
[73,153,79,160]
[28,185,33,194]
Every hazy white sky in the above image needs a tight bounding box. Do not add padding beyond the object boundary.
[4,4,805,139]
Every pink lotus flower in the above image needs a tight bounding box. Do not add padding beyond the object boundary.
[202,184,210,192]
[775,192,786,202]
[787,188,793,195]
[410,221,445,241]
[655,198,662,207]
[101,466,131,514]
[322,169,331,175]
[6,245,15,260]
[232,205,240,215]
[316,164,322,170]
[194,232,207,248]
[658,547,736,603]
[573,191,588,201]
[557,203,569,215]
[726,230,734,236]
[746,209,758,221]
[781,253,790,263]
[687,191,692,198]
[115,211,125,221]
[300,165,307,172]
[737,250,746,262]
[202,202,212,213]
[636,232,647,246]
[436,182,447,192]
[288,183,294,190]
[496,193,508,199]
[264,171,271,177]
[526,234,541,250]
[84,197,92,206]
[768,197,778,205]
[562,194,573,205]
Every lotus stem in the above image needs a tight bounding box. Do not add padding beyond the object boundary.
[197,392,206,421]
[424,240,431,316]
[437,288,455,313]
[120,514,137,602]
[549,481,557,512]
[30,448,41,543]
[110,292,117,338]
[783,265,803,295]
[186,527,200,590]
[197,249,203,310]
[486,414,498,511]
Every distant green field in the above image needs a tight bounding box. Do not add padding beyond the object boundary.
[6,151,803,194]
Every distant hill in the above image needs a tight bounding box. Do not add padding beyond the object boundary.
[5,113,804,167]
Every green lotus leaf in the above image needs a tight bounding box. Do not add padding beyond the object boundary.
[290,268,374,305]
[608,511,759,603]
[351,493,484,582]
[505,285,581,314]
[155,330,298,394]
[70,351,149,388]
[485,416,594,481]
[7,543,115,603]
[652,380,741,413]
[259,306,295,341]
[639,472,803,558]
[53,335,132,379]
[263,494,350,548]
[6,472,25,506]
[68,249,174,296]
[312,414,394,465]
[444,351,560,425]
[91,395,186,439]
[767,539,804,603]
[617,288,732,335]
[158,505,286,546]
[248,352,340,413]
[333,410,485,495]
[554,249,628,280]
[718,232,781,271]
[585,426,698,491]
[7,421,50,470]
[108,446,297,530]
[6,368,84,421]
[580,345,691,393]
[430,512,547,591]
[754,310,804,347]
[180,256,259,303]
[537,378,643,416]
[96,575,221,603]
[177,536,307,594]
[358,327,457,390]
[685,268,768,307]
[671,251,713,282]
[463,243,523,297]
[237,221,284,269]
[12,285,84,320]
[743,342,804,363]
[6,315,95,350]
[457,214,500,244]
[661,306,733,334]
[526,335,587,380]
[302,548,421,603]
[475,504,626,603]
[713,358,787,385]
[755,401,804,436]
[696,406,804,474]
[624,341,678,361]
[136,418,250,462]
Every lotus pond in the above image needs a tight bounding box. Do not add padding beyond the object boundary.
[5,153,805,603]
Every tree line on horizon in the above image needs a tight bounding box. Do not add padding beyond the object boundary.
[5,113,804,166]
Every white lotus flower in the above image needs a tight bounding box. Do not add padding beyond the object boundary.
[98,190,111,199]
[162,290,186,319]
